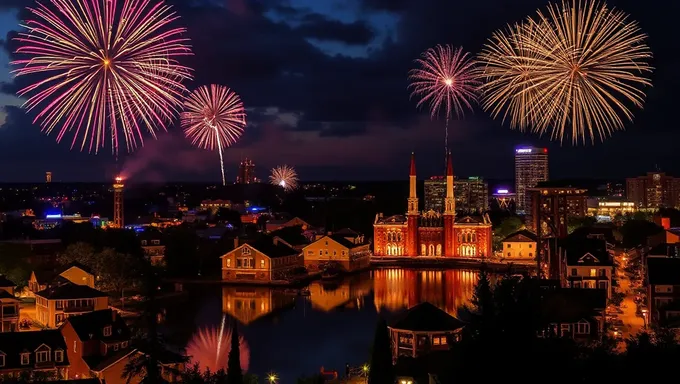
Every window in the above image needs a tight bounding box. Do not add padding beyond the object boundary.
[432,336,447,346]
[21,353,29,365]
[241,247,251,256]
[529,253,533,257]
[74,341,77,353]
[36,351,49,363]
[260,259,265,268]
[507,244,511,248]
[571,268,577,276]
[598,281,608,290]
[141,240,148,245]
[307,250,313,255]
[0,354,5,367]
[333,250,337,256]
[507,252,511,257]
[55,350,63,362]
[103,326,112,337]
[114,343,119,351]
[56,300,63,309]
[152,240,160,245]
[341,251,346,256]
[319,250,323,256]
[122,341,128,348]
[226,259,231,268]
[599,269,607,277]
[577,322,590,334]
[655,285,673,293]
[589,269,597,277]
[529,244,532,248]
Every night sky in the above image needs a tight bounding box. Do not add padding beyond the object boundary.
[0,0,678,182]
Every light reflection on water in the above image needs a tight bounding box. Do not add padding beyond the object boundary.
[170,268,485,382]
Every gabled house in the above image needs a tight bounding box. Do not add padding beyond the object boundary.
[220,236,302,283]
[0,275,19,332]
[538,288,607,341]
[29,262,95,293]
[35,283,109,328]
[501,229,537,259]
[303,233,371,272]
[646,257,680,329]
[561,239,614,298]
[0,330,69,379]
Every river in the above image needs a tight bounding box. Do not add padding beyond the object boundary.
[160,268,483,382]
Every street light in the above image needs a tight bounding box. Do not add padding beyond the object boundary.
[641,308,648,328]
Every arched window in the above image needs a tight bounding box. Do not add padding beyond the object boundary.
[398,232,403,242]
[436,244,442,256]
[472,233,477,243]
[421,244,426,256]
[428,244,435,256]
[457,232,462,242]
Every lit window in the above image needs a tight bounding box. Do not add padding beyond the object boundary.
[589,269,597,277]
[21,353,29,365]
[260,259,265,268]
[73,341,77,353]
[103,326,112,337]
[226,259,231,267]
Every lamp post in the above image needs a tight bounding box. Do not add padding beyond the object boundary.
[641,308,648,329]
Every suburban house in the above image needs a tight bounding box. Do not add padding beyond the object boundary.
[302,233,371,272]
[0,275,19,332]
[501,229,537,259]
[139,231,166,265]
[538,288,607,341]
[35,283,109,328]
[29,262,95,293]
[646,257,680,328]
[265,217,311,232]
[0,330,70,379]
[561,238,614,298]
[388,302,464,360]
[220,236,302,283]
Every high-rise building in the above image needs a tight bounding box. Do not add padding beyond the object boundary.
[626,172,680,209]
[455,177,489,212]
[515,147,549,213]
[113,176,124,228]
[236,158,256,184]
[46,172,52,183]
[424,177,446,212]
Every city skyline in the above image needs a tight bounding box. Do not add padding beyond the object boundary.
[1,0,678,182]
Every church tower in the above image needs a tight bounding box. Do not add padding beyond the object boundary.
[443,152,456,257]
[406,153,419,256]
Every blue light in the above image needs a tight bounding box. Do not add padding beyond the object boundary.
[45,214,62,219]
[249,207,265,212]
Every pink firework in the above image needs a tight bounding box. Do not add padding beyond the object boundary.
[186,324,250,373]
[181,85,246,186]
[12,0,193,154]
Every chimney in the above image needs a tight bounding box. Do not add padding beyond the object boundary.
[233,238,239,249]
[273,237,279,246]
[327,231,332,236]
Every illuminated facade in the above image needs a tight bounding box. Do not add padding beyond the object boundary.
[373,153,492,258]
[46,171,52,183]
[527,186,588,239]
[113,177,124,228]
[424,177,446,212]
[491,189,516,211]
[626,172,680,209]
[236,158,256,184]
[515,147,549,213]
[587,198,636,220]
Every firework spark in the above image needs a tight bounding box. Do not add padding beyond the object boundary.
[478,0,653,144]
[270,165,298,191]
[185,319,250,373]
[12,0,193,154]
[408,45,479,166]
[181,85,246,186]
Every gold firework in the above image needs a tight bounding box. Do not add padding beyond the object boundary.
[478,0,653,144]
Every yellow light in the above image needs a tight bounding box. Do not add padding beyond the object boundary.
[267,373,278,383]
[444,78,453,86]
[362,364,369,372]
[103,59,110,66]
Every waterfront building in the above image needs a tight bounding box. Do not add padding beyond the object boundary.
[303,232,371,272]
[373,153,493,257]
[0,275,19,332]
[308,275,372,312]
[388,302,464,359]
[515,147,549,213]
[220,237,302,282]
[0,330,69,379]
[501,230,537,260]
[626,172,680,209]
[35,283,109,328]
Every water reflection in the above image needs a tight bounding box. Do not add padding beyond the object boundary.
[307,273,373,312]
[372,268,478,316]
[222,286,296,324]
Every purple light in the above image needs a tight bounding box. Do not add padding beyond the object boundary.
[515,148,532,154]
[497,189,509,194]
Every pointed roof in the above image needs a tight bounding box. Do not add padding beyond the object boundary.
[390,302,464,332]
[446,152,453,177]
[409,152,416,176]
[502,229,538,243]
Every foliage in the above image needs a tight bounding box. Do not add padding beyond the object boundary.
[567,216,597,234]
[492,216,523,251]
[609,291,626,307]
[227,322,243,384]
[619,220,664,248]
[296,374,325,384]
[367,317,394,384]
[181,364,259,384]
[0,243,33,289]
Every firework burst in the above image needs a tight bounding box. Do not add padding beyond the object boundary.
[181,85,246,186]
[185,318,250,373]
[12,0,193,154]
[478,0,653,144]
[270,165,298,191]
[408,45,479,167]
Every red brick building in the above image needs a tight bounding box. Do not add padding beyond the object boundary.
[373,153,492,257]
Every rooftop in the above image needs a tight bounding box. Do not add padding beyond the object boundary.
[390,302,464,332]
[0,274,16,287]
[563,238,613,266]
[540,288,607,324]
[65,309,130,342]
[502,229,537,243]
[228,236,299,259]
[36,282,107,300]
[0,330,69,370]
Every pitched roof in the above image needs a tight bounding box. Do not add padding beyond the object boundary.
[326,234,367,249]
[0,290,19,301]
[0,274,16,288]
[269,227,310,247]
[455,214,491,225]
[647,258,680,285]
[376,215,407,224]
[64,309,130,342]
[59,261,93,275]
[540,288,607,323]
[390,302,464,332]
[502,229,537,243]
[32,269,58,285]
[225,236,298,259]
[334,228,361,236]
[0,330,69,370]
[563,238,612,266]
[36,282,107,300]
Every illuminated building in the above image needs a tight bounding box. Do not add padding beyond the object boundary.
[606,181,625,198]
[527,185,588,239]
[303,233,371,272]
[46,171,52,183]
[491,189,516,211]
[455,177,488,212]
[113,176,124,228]
[626,172,680,209]
[424,177,446,212]
[515,147,549,213]
[307,274,372,312]
[587,198,636,221]
[373,153,492,257]
[220,237,302,282]
[33,214,109,230]
[236,158,256,184]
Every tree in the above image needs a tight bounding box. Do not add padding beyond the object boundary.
[227,321,243,384]
[57,242,98,270]
[367,317,394,384]
[567,216,597,234]
[492,216,523,251]
[97,249,141,298]
[0,243,33,290]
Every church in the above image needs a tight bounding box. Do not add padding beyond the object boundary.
[373,153,493,258]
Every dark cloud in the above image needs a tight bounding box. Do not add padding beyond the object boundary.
[296,14,374,45]
[360,0,409,12]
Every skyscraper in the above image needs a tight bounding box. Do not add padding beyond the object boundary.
[424,177,446,212]
[455,177,489,212]
[236,158,256,184]
[627,172,680,209]
[515,147,549,213]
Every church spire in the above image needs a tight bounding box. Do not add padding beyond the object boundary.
[444,151,455,215]
[408,152,418,215]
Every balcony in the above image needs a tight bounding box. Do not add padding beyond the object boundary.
[63,305,95,313]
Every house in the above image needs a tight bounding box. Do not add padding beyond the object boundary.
[29,262,95,293]
[269,226,311,251]
[0,275,19,332]
[388,302,464,360]
[561,238,614,298]
[35,283,109,328]
[59,310,183,383]
[538,288,607,341]
[220,236,302,282]
[0,330,69,379]
[302,233,371,272]
[265,217,311,232]
[646,257,680,328]
[139,231,166,265]
[501,229,537,259]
